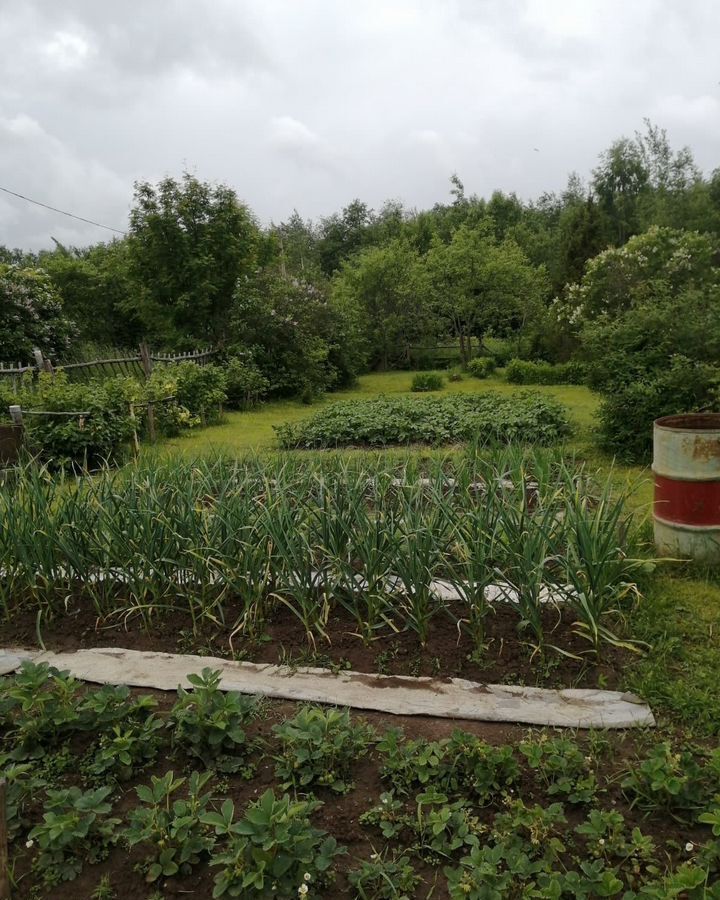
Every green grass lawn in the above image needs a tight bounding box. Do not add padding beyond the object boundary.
[157,370,601,454]
[150,369,719,736]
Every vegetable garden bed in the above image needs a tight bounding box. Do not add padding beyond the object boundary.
[2,662,718,899]
[274,392,571,448]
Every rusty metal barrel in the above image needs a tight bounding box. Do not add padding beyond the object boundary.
[653,413,720,562]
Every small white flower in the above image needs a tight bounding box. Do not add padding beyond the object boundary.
[685,842,694,853]
[598,839,605,847]
[25,839,34,849]
[298,885,309,896]
[304,872,312,882]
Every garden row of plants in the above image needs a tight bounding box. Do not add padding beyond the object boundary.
[275,393,571,449]
[0,450,644,661]
[2,662,719,897]
[0,357,267,467]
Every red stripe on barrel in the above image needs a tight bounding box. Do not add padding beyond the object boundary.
[654,473,720,527]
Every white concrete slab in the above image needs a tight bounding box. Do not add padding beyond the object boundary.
[2,646,655,729]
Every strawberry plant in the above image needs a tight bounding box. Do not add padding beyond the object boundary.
[169,668,261,774]
[124,770,215,882]
[273,706,376,794]
[360,792,410,839]
[28,785,119,885]
[86,716,165,781]
[520,734,599,804]
[206,790,344,898]
[1,661,82,759]
[621,743,716,817]
[0,756,46,840]
[348,850,419,899]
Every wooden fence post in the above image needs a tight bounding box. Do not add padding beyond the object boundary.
[0,777,9,900]
[8,406,22,428]
[138,343,156,442]
[138,342,153,379]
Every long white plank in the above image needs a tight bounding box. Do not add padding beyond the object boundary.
[1,647,655,729]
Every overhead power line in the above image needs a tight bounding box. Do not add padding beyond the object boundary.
[0,185,127,235]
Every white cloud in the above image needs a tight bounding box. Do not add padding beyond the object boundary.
[43,30,93,70]
[0,0,718,248]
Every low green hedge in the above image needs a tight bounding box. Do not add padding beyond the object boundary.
[505,359,587,385]
[275,392,571,449]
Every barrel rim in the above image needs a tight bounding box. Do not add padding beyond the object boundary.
[655,413,720,432]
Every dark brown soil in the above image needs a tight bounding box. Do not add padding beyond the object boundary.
[0,598,631,689]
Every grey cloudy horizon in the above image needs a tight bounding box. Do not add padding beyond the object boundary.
[1,0,718,250]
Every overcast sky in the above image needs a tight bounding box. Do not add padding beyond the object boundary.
[1,0,718,250]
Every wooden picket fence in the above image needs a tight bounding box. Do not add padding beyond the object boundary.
[0,344,221,463]
[0,343,219,384]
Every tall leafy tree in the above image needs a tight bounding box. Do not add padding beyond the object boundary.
[424,225,548,364]
[127,173,259,346]
[331,239,430,369]
[37,239,140,349]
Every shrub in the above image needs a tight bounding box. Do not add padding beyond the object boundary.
[505,359,586,385]
[3,372,138,467]
[0,264,76,361]
[411,372,444,392]
[482,336,517,367]
[467,357,496,379]
[598,356,720,463]
[171,362,227,425]
[275,393,571,449]
[224,357,269,410]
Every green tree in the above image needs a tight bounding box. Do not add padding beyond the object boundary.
[231,269,365,398]
[331,239,430,369]
[592,137,649,244]
[0,265,77,362]
[38,239,139,349]
[424,225,548,364]
[317,199,374,276]
[127,173,258,346]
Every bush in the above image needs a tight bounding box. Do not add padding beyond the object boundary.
[505,359,587,385]
[224,357,269,410]
[467,357,496,379]
[275,392,571,449]
[598,357,720,463]
[2,372,138,468]
[171,362,227,425]
[411,372,444,392]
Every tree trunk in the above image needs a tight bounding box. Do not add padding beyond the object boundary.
[459,332,467,367]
